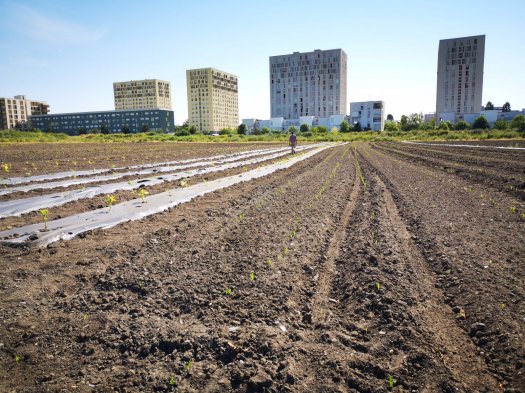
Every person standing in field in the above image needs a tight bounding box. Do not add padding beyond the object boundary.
[289,131,297,154]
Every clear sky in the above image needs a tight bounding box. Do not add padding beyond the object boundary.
[0,0,524,123]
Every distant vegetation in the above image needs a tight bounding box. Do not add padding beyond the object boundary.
[0,126,523,144]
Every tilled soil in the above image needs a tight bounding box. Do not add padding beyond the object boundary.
[0,142,524,392]
[0,142,286,178]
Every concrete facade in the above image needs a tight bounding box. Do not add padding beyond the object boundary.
[270,49,347,119]
[349,101,385,131]
[113,79,172,110]
[186,68,239,132]
[30,109,174,135]
[0,95,49,130]
[436,35,485,122]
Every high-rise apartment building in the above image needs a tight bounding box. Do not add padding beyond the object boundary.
[0,95,49,130]
[113,79,172,110]
[270,49,347,119]
[186,68,239,132]
[436,35,485,122]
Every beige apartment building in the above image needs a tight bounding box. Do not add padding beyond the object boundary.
[0,95,49,130]
[113,79,172,110]
[186,68,238,132]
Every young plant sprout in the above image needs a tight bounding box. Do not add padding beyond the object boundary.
[376,282,381,291]
[225,288,232,296]
[168,375,176,386]
[180,179,189,188]
[387,374,395,389]
[39,209,49,231]
[139,188,149,203]
[250,272,255,281]
[15,355,21,363]
[106,195,117,211]
[267,258,273,267]
[1,163,10,173]
[185,359,193,372]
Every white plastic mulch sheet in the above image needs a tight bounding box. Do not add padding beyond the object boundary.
[0,144,336,247]
[0,145,316,218]
[0,147,289,195]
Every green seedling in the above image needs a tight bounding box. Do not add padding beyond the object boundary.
[510,206,517,213]
[267,258,273,267]
[128,180,133,186]
[364,327,368,334]
[1,163,10,172]
[185,359,193,372]
[239,213,246,220]
[106,195,117,211]
[15,355,21,363]
[376,282,381,291]
[39,209,49,231]
[489,198,496,206]
[370,211,375,221]
[387,374,395,389]
[168,375,176,385]
[225,288,232,296]
[283,246,289,255]
[501,303,506,311]
[180,179,189,188]
[521,213,525,219]
[82,313,89,321]
[139,188,149,203]
[250,272,255,281]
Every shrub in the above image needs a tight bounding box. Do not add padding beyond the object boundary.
[384,121,399,131]
[510,115,525,132]
[493,119,508,130]
[471,116,490,130]
[300,124,309,133]
[454,120,470,130]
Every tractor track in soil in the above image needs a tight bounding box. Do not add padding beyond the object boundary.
[0,141,523,392]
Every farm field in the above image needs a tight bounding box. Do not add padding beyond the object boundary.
[0,141,524,392]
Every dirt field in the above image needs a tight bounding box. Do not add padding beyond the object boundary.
[0,141,524,392]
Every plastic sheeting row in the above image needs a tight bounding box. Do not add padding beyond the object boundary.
[0,144,337,247]
[1,146,290,195]
[0,145,318,218]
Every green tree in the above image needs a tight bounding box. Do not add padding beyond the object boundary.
[352,122,362,131]
[141,124,150,133]
[485,101,494,110]
[300,123,309,133]
[510,115,525,131]
[493,119,508,130]
[175,128,190,136]
[313,125,328,134]
[237,123,247,135]
[454,120,470,131]
[386,114,394,121]
[339,120,350,132]
[121,124,130,134]
[260,127,270,134]
[288,126,298,134]
[400,115,408,131]
[77,127,88,135]
[472,116,490,129]
[502,102,511,112]
[100,123,110,134]
[219,128,232,135]
[384,121,399,131]
[189,125,198,135]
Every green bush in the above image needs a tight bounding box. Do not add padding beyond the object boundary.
[454,121,470,130]
[493,119,508,130]
[472,116,490,130]
[510,115,525,131]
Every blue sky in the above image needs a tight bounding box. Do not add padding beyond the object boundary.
[0,0,524,123]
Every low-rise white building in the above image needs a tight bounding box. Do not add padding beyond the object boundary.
[349,101,385,131]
